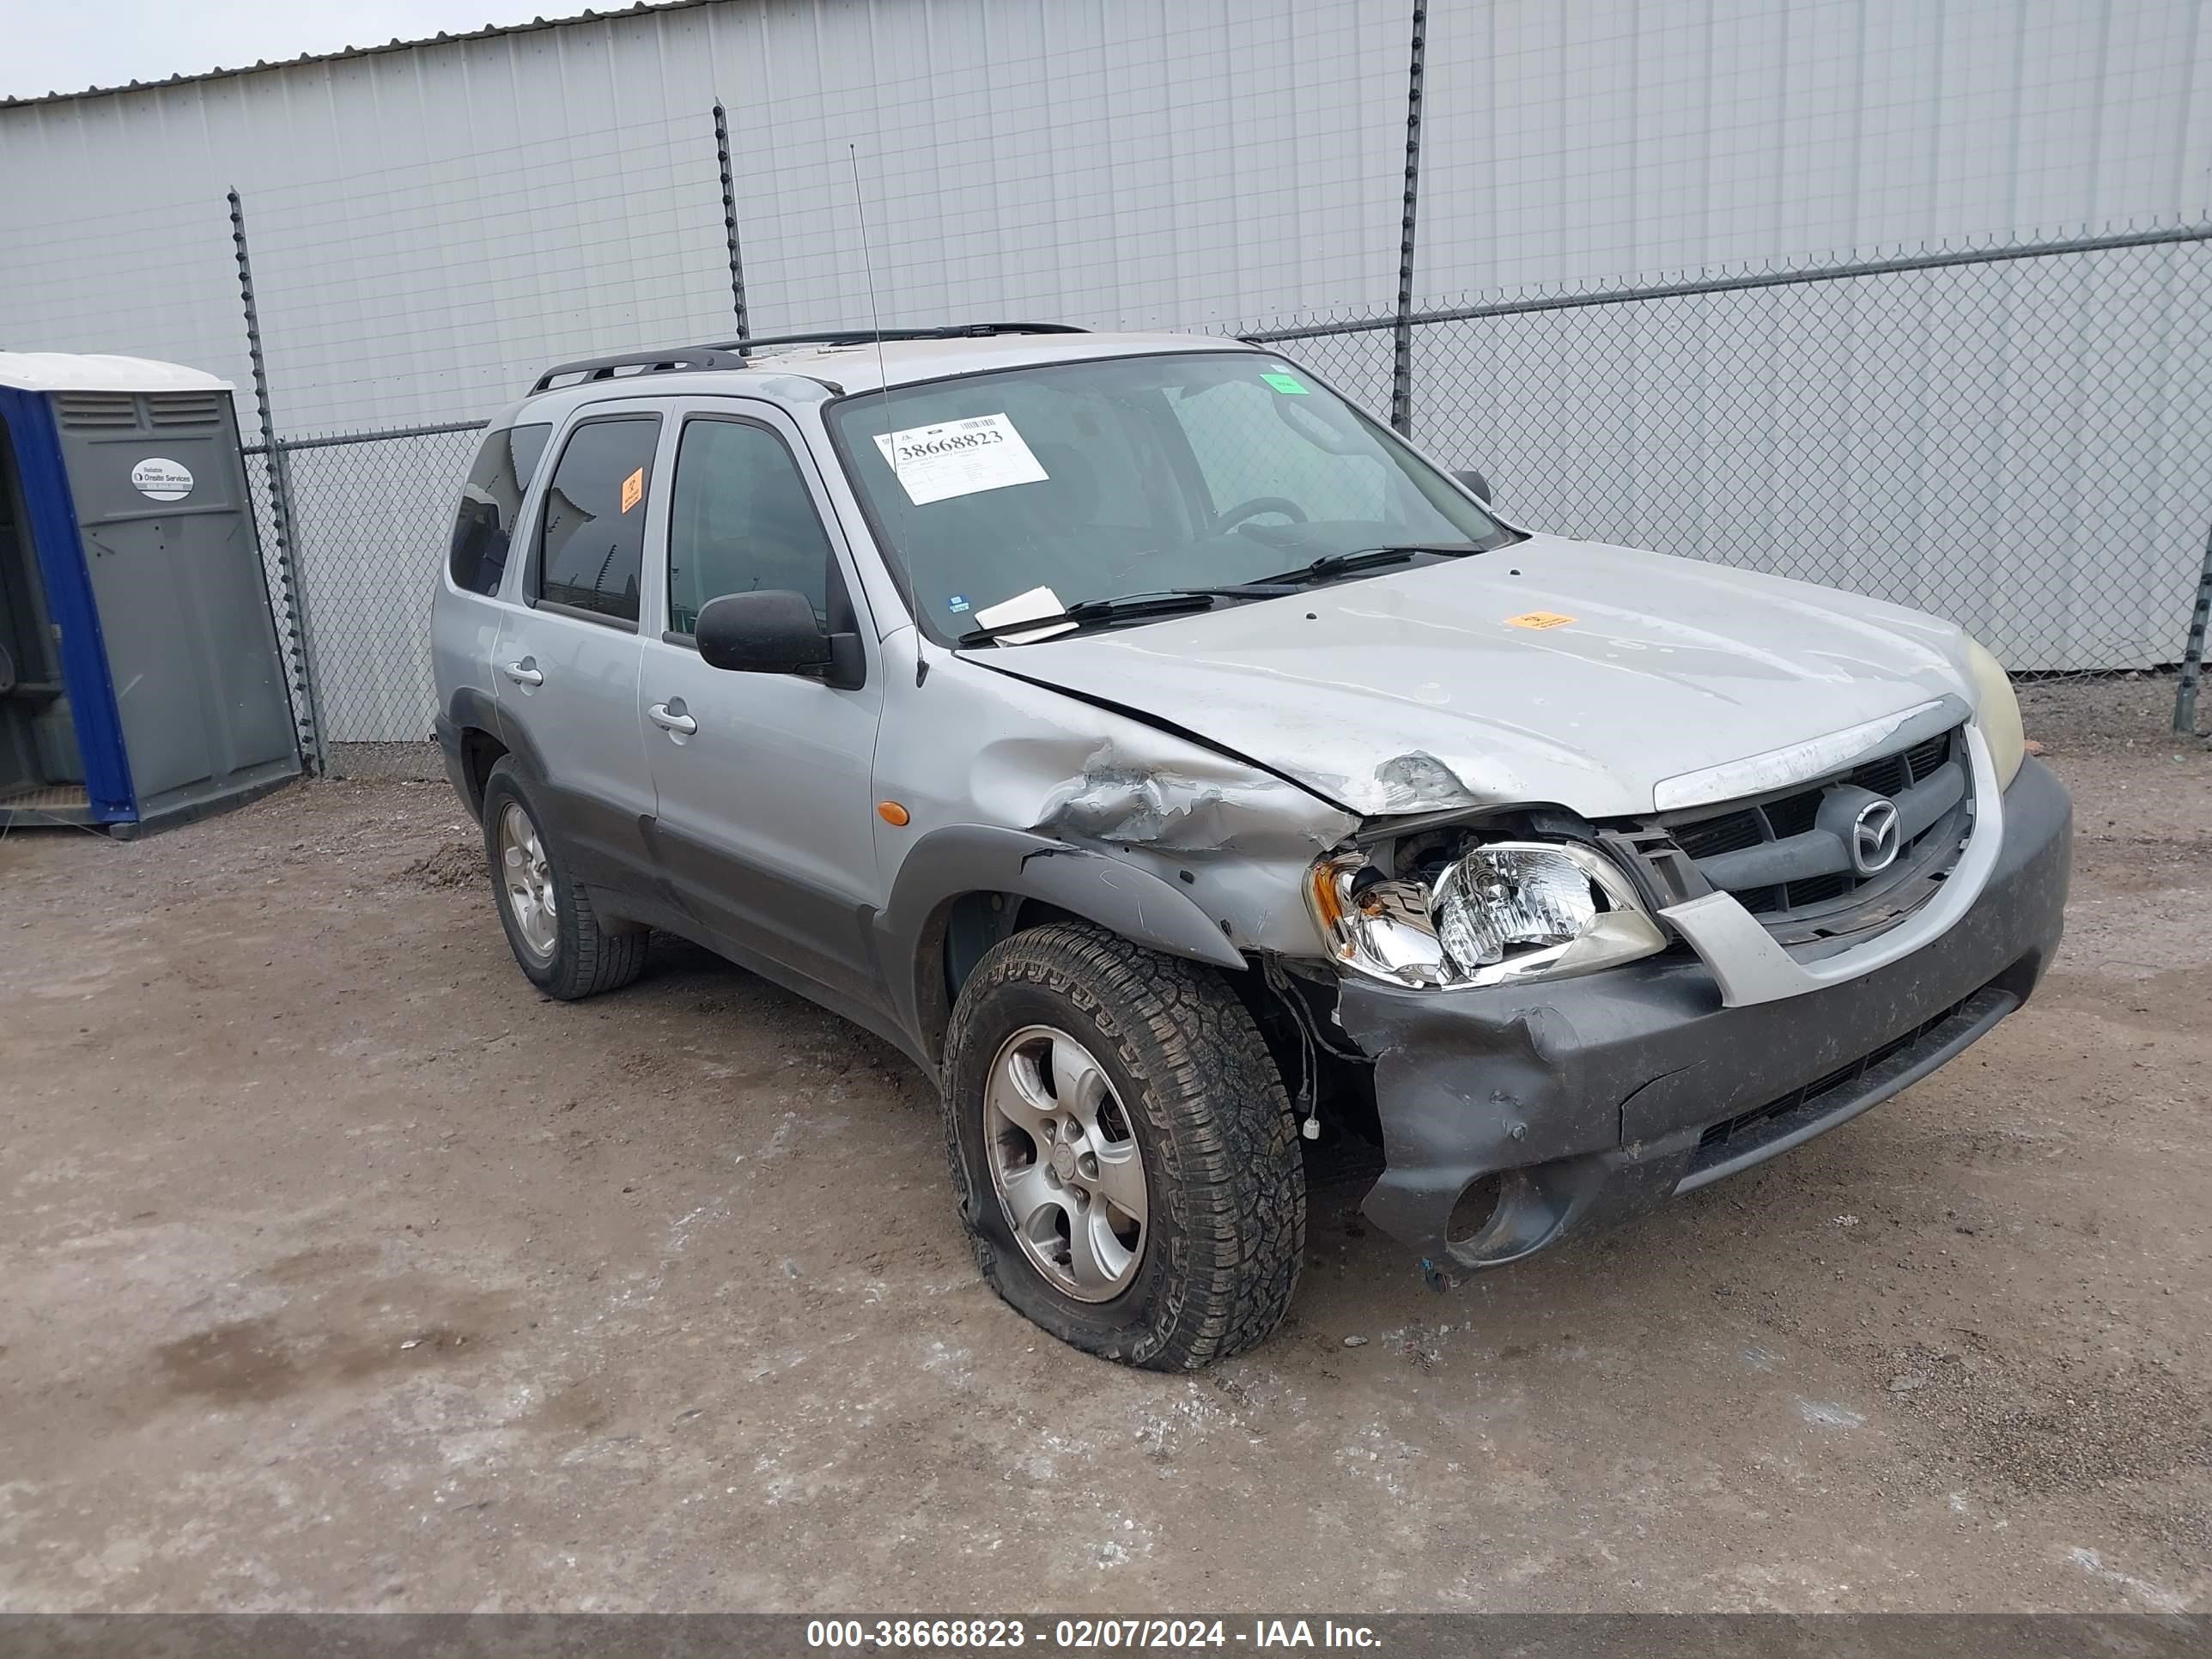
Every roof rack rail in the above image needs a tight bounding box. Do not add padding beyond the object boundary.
[528,324,1087,395]
[705,322,1090,353]
[529,346,750,394]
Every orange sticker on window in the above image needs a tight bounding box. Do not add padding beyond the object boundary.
[620,467,645,514]
[1505,611,1576,630]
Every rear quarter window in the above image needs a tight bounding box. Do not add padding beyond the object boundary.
[447,423,551,597]
[535,415,661,624]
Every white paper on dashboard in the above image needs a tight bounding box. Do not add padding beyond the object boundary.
[969,584,1077,644]
[872,412,1048,505]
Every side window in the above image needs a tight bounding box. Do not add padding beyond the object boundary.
[534,415,661,624]
[1174,379,1387,523]
[666,418,836,635]
[447,422,550,596]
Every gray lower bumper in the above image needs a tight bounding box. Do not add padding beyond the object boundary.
[1335,757,2072,1270]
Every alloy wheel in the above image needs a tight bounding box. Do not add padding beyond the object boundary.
[983,1024,1148,1302]
[496,800,558,961]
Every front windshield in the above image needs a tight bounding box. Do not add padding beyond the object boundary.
[824,350,1516,641]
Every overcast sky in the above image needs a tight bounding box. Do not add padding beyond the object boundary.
[4,1,592,101]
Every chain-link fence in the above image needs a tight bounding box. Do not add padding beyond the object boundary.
[1247,226,2212,681]
[237,226,2212,769]
[240,422,487,770]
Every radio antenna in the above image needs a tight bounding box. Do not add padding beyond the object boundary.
[848,143,900,488]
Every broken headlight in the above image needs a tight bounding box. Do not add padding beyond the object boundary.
[1306,839,1668,990]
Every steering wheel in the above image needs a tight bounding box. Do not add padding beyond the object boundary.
[1212,495,1308,535]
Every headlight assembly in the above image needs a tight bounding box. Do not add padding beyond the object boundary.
[1962,635,2025,790]
[1307,838,1668,990]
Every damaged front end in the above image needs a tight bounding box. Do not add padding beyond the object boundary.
[887,641,2069,1283]
[1285,800,1693,1266]
[908,654,1717,1267]
[1299,760,2070,1277]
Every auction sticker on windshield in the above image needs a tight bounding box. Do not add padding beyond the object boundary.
[874,413,1048,506]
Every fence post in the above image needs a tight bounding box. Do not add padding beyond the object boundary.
[228,186,326,775]
[713,100,751,342]
[1389,2,1427,437]
[2175,521,2212,736]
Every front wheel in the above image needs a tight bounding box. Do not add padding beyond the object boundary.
[940,922,1305,1370]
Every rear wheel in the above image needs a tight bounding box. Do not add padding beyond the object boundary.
[941,921,1304,1370]
[480,758,647,1000]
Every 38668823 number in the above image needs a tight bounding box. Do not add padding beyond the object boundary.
[805,1619,1031,1648]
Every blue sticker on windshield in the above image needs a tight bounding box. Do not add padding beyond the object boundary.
[947,594,972,613]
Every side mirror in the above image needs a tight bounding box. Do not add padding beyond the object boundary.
[696,590,832,674]
[1453,468,1493,504]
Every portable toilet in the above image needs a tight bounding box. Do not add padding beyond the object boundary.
[0,353,300,835]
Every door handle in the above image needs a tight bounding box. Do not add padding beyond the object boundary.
[501,660,544,687]
[648,702,697,735]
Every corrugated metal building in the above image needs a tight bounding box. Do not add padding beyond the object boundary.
[5,0,2205,428]
[2,0,2207,732]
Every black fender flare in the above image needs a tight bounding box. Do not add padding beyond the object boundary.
[436,686,519,817]
[876,823,1246,1068]
[440,684,559,792]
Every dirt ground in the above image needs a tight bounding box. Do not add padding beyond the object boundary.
[2,678,2206,1614]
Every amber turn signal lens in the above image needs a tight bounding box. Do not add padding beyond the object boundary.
[877,801,911,827]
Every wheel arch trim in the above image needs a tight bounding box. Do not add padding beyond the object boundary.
[877,824,1246,1067]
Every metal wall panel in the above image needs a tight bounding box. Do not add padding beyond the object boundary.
[1419,0,2212,295]
[8,0,2200,432]
[0,0,1413,431]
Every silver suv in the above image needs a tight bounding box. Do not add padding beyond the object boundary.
[432,325,2069,1370]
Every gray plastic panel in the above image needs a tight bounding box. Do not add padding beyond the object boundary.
[55,392,299,819]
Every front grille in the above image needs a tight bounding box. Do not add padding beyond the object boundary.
[1902,734,1948,778]
[1784,870,1850,907]
[1763,789,1823,839]
[1662,724,1971,927]
[1675,811,1765,860]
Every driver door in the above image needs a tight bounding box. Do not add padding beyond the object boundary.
[636,400,889,1013]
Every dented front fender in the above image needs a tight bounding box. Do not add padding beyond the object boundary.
[872,632,1360,969]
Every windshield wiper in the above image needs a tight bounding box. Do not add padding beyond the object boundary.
[1252,544,1484,587]
[957,589,1227,647]
[954,545,1486,646]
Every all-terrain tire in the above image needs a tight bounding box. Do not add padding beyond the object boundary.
[480,757,648,1000]
[941,921,1304,1370]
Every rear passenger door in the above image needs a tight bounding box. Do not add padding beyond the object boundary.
[636,401,887,1012]
[489,407,661,896]
[441,419,550,733]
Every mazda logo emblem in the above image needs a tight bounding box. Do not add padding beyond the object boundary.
[1850,799,1903,875]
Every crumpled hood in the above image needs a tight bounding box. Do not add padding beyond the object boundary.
[959,535,1978,820]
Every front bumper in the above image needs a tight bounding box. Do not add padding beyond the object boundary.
[1336,757,2072,1269]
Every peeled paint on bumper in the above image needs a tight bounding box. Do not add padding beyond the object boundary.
[1330,971,1644,1259]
